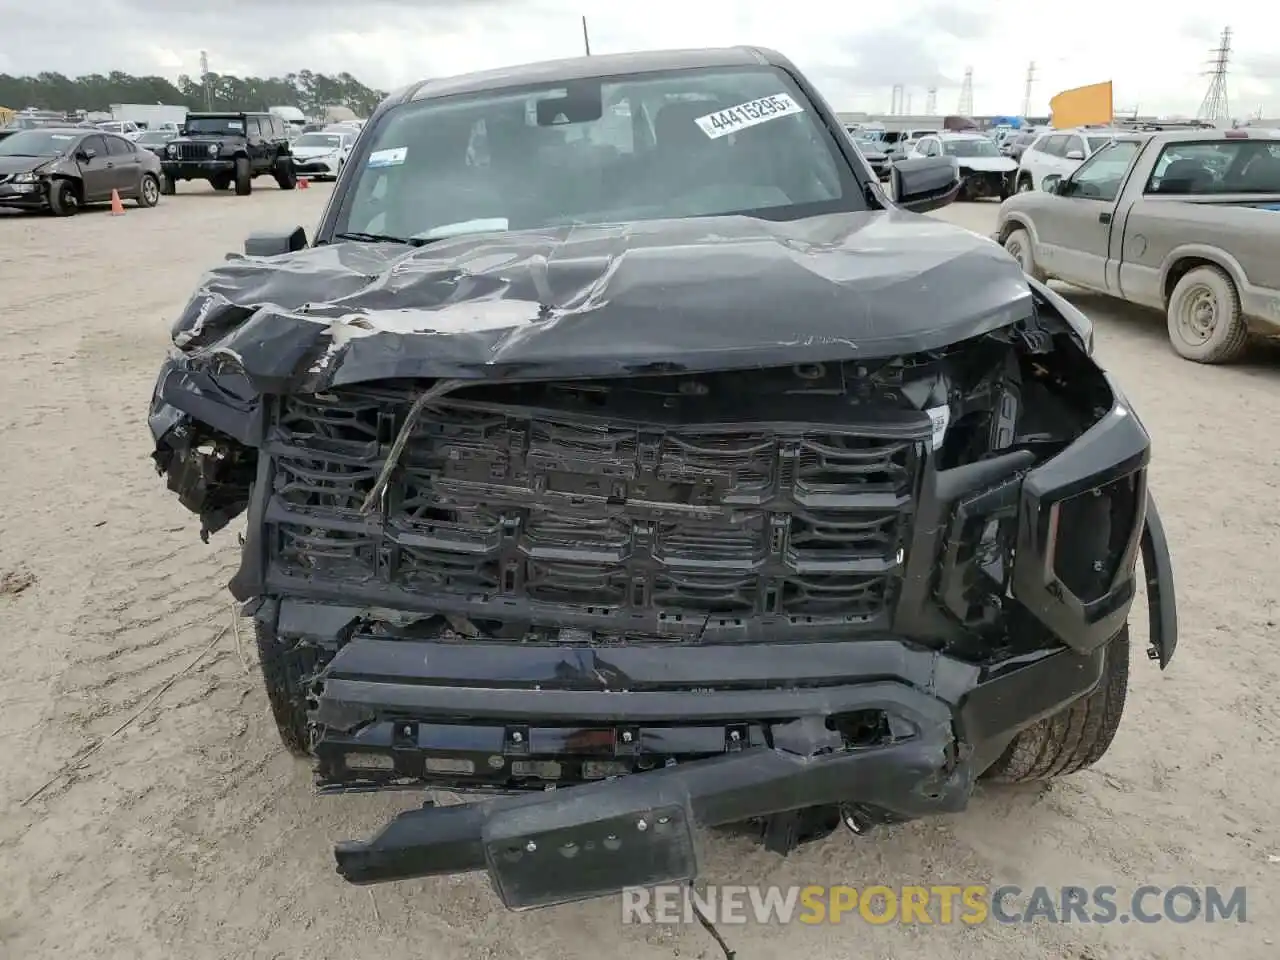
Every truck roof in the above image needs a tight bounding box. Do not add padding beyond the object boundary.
[1112,127,1280,145]
[402,46,788,103]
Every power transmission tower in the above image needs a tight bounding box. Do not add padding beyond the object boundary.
[1196,27,1231,123]
[890,85,904,114]
[957,67,974,115]
[1022,61,1036,117]
[199,50,212,110]
[925,86,937,114]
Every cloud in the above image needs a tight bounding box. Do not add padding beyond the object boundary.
[0,0,1274,117]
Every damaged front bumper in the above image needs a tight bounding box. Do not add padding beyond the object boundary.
[327,635,1108,909]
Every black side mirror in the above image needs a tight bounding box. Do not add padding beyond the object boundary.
[891,155,962,214]
[76,149,94,162]
[1042,174,1065,195]
[244,226,308,257]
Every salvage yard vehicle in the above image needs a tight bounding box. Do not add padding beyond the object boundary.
[0,127,162,215]
[159,111,296,196]
[1016,127,1125,193]
[910,132,1017,200]
[997,127,1280,363]
[287,129,355,180]
[148,47,1178,911]
[849,131,891,180]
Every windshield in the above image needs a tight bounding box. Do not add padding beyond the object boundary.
[185,116,244,136]
[137,132,170,144]
[1087,136,1117,153]
[0,130,79,156]
[294,133,344,148]
[943,138,999,157]
[335,65,859,243]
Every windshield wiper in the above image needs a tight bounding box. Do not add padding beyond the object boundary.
[332,231,432,247]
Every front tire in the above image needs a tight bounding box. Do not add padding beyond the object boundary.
[1166,265,1249,364]
[160,175,176,196]
[47,179,79,216]
[255,621,319,758]
[983,627,1130,783]
[136,173,160,208]
[1002,227,1048,283]
[1016,174,1033,193]
[234,157,252,196]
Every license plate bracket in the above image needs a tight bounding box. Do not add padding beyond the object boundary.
[482,782,698,910]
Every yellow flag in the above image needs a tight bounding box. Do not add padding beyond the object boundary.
[1049,82,1114,127]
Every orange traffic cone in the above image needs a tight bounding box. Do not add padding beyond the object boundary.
[298,177,310,190]
[109,189,125,215]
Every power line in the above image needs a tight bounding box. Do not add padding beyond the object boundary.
[1196,26,1231,123]
[957,67,973,115]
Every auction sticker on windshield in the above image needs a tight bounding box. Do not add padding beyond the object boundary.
[368,147,407,168]
[695,94,803,140]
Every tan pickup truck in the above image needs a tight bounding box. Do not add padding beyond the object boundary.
[994,128,1280,363]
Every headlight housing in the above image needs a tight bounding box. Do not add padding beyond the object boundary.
[208,143,220,157]
[166,143,178,156]
[12,172,37,183]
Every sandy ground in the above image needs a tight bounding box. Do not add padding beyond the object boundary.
[1,184,1278,960]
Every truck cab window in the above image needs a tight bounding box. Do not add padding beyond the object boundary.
[1065,141,1139,201]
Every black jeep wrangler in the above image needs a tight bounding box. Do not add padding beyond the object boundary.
[160,111,297,196]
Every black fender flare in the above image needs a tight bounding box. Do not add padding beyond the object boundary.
[1140,491,1179,668]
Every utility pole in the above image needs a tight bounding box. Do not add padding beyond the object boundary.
[890,85,904,114]
[1022,61,1036,118]
[1196,26,1231,123]
[581,16,591,55]
[199,50,212,110]
[957,67,974,116]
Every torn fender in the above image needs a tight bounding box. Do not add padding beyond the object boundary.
[1141,491,1179,668]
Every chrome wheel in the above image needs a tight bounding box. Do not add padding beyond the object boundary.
[141,176,159,206]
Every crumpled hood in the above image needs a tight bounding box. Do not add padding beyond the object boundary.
[166,209,1034,394]
[956,157,1018,173]
[0,155,53,175]
[292,145,343,158]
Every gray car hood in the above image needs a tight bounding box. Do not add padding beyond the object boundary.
[165,209,1035,394]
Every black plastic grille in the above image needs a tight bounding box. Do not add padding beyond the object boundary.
[266,380,922,631]
[173,142,218,161]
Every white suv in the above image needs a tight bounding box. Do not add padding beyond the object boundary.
[1016,128,1124,192]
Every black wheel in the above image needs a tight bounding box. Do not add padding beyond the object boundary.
[210,175,231,192]
[234,157,252,195]
[160,175,176,196]
[137,173,160,208]
[273,157,298,190]
[983,627,1130,783]
[1016,174,1034,193]
[47,179,79,216]
[255,621,320,758]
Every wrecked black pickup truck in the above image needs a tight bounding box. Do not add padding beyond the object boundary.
[148,47,1179,911]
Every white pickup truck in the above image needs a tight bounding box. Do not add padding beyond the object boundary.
[995,127,1280,363]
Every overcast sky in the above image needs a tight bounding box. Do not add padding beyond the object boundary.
[2,0,1276,118]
